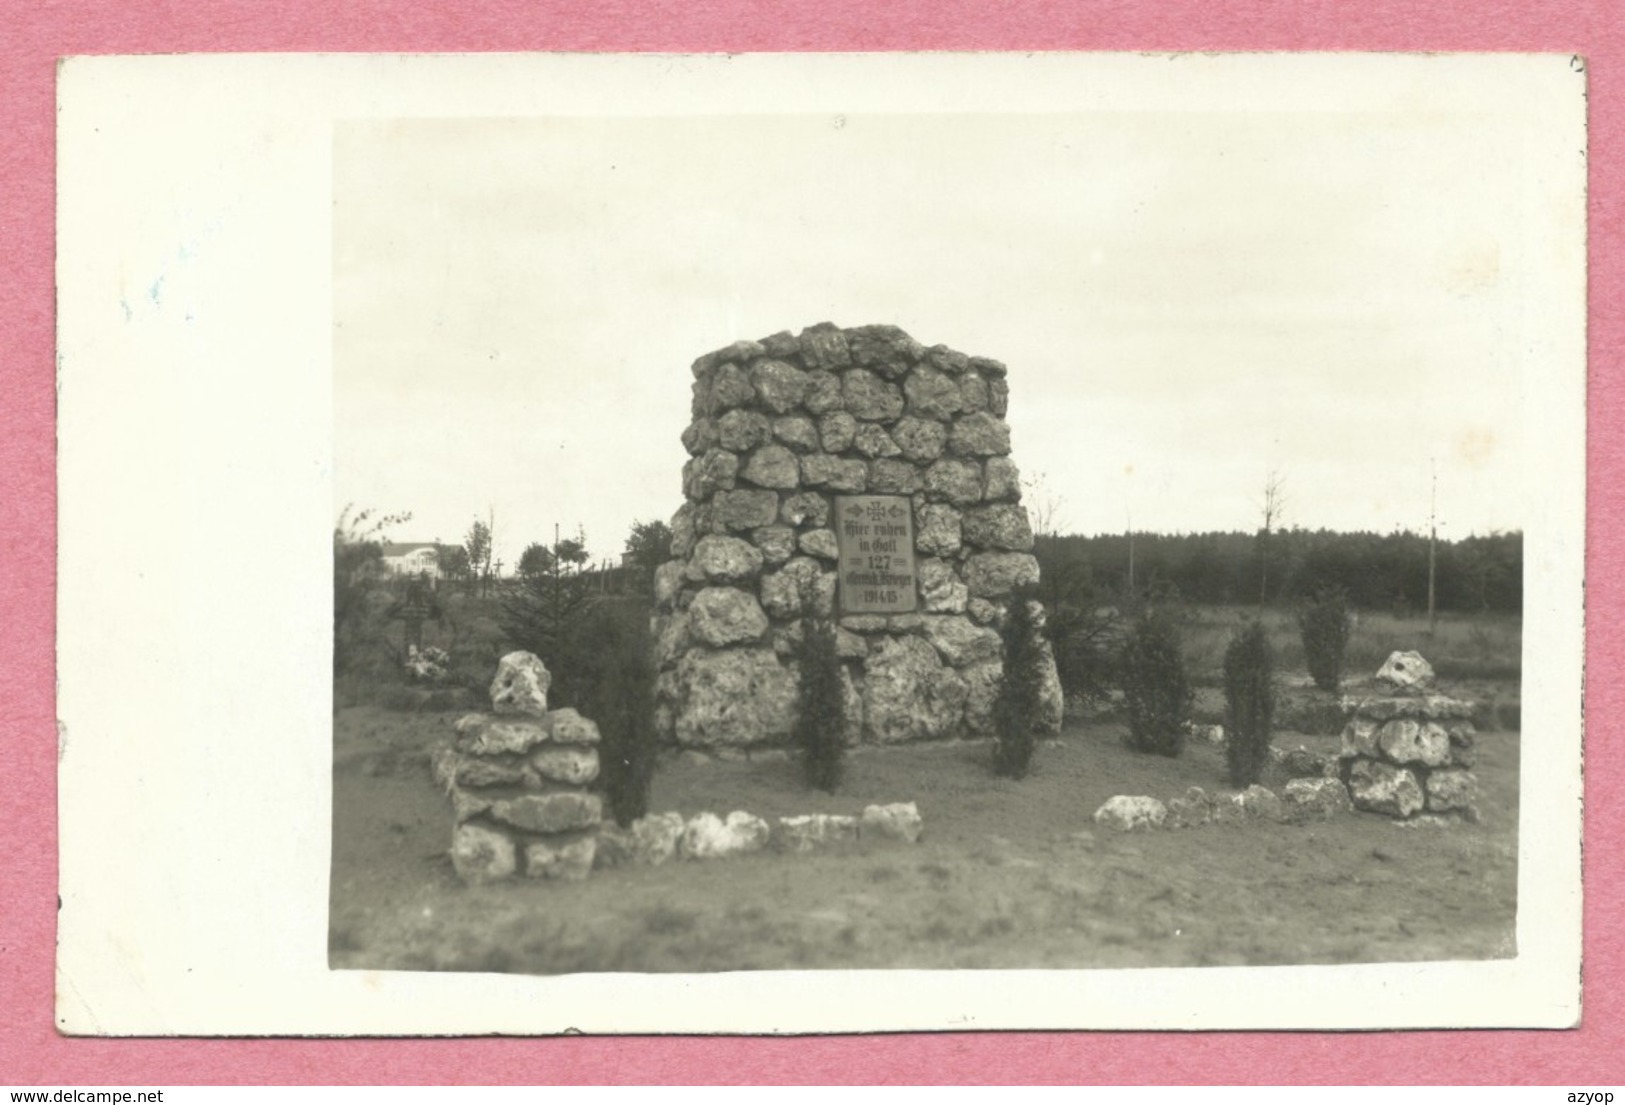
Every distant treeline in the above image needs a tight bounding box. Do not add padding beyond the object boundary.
[1036,529,1523,615]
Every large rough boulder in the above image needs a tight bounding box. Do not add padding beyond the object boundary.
[964,551,1040,598]
[750,525,798,565]
[1347,760,1425,818]
[1340,716,1382,759]
[903,367,964,420]
[543,708,601,746]
[892,416,948,463]
[1282,777,1354,821]
[798,528,840,560]
[597,811,687,868]
[962,503,1035,551]
[1237,784,1287,822]
[1280,745,1332,778]
[741,443,801,489]
[688,534,765,584]
[920,615,1002,667]
[1035,636,1064,734]
[671,646,798,746]
[1376,719,1453,767]
[531,746,600,785]
[774,814,859,853]
[715,409,772,452]
[780,491,830,527]
[915,503,964,557]
[982,456,1021,500]
[799,323,852,369]
[923,458,984,506]
[489,652,551,716]
[1425,769,1480,816]
[847,323,925,372]
[759,557,836,620]
[683,448,740,499]
[1093,795,1168,832]
[842,369,905,421]
[710,488,780,531]
[918,558,969,614]
[654,560,686,607]
[523,835,597,881]
[959,659,1002,735]
[861,802,924,843]
[1166,786,1213,829]
[1376,650,1435,690]
[679,811,773,859]
[455,710,599,756]
[853,424,901,458]
[862,635,969,743]
[818,411,858,452]
[799,453,869,492]
[773,415,819,452]
[948,411,1011,456]
[490,792,602,834]
[702,362,755,414]
[750,359,809,413]
[687,586,770,647]
[450,823,518,883]
[869,458,920,494]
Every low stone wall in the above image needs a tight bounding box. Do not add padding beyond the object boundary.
[1093,778,1352,832]
[653,322,1062,750]
[596,802,923,868]
[1337,694,1480,821]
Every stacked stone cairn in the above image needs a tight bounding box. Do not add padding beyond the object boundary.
[1338,650,1480,822]
[435,652,605,883]
[654,322,1062,748]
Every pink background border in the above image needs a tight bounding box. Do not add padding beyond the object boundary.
[3,1,1620,1085]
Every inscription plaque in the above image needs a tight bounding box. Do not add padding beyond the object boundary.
[833,495,918,614]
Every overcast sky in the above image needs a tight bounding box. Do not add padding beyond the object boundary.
[335,107,1547,568]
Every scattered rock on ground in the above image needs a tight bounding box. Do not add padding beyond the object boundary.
[1093,795,1168,832]
[861,802,924,843]
[679,811,773,859]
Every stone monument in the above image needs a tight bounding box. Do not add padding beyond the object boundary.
[1337,650,1480,821]
[433,652,605,882]
[652,322,1062,748]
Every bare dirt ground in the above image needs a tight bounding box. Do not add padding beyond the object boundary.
[329,690,1519,974]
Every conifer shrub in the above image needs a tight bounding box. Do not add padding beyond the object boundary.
[1297,585,1352,691]
[1223,619,1276,788]
[568,599,658,827]
[1120,610,1193,757]
[992,592,1047,778]
[793,614,848,792]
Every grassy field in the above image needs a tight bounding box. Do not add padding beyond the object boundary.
[329,654,1521,974]
[1175,605,1522,686]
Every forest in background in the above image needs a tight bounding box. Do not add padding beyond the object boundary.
[1034,529,1522,615]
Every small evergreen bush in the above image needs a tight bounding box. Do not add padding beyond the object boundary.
[992,593,1047,778]
[1223,619,1276,788]
[793,615,848,792]
[1030,543,1124,711]
[1297,586,1352,691]
[1120,610,1192,757]
[569,599,658,827]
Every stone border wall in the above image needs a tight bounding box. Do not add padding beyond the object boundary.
[653,323,1062,749]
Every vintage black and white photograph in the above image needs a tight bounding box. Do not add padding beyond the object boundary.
[55,52,1584,1034]
[326,69,1580,975]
